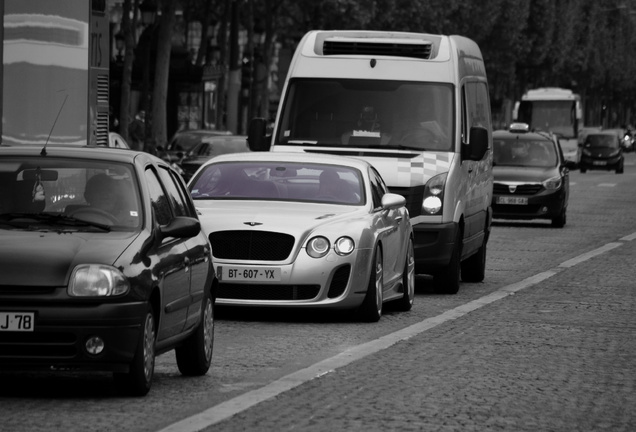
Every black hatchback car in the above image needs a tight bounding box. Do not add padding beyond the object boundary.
[579,131,625,174]
[492,123,571,227]
[0,145,215,396]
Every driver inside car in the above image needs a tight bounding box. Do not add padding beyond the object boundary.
[394,97,449,148]
[70,173,138,226]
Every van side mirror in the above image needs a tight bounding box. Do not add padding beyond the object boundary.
[463,126,489,161]
[247,118,271,151]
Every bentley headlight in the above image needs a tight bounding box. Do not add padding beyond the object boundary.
[68,264,129,297]
[422,172,447,215]
[543,175,562,190]
[334,237,355,256]
[307,236,330,258]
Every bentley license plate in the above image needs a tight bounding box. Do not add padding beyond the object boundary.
[0,312,35,332]
[218,266,281,281]
[496,196,528,205]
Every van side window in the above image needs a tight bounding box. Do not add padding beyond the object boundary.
[461,86,468,143]
[464,82,492,134]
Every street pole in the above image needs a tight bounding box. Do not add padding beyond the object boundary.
[226,0,240,134]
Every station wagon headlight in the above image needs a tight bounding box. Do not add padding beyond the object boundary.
[334,237,355,256]
[68,264,130,297]
[542,175,562,190]
[422,172,447,215]
[307,236,330,258]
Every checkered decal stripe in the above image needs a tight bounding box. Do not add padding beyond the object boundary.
[395,153,452,184]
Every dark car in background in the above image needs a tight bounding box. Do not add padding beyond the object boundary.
[159,129,232,163]
[0,145,215,396]
[579,131,624,173]
[602,128,634,153]
[492,123,571,227]
[176,135,249,181]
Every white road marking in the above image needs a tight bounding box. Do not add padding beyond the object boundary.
[620,232,636,241]
[559,242,623,268]
[158,238,626,432]
[598,183,617,187]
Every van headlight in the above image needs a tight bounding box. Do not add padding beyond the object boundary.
[422,172,447,215]
[542,175,562,190]
[68,264,129,297]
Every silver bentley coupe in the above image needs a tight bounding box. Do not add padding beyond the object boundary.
[188,152,414,322]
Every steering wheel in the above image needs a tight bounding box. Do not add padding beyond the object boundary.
[68,207,119,225]
[399,127,439,147]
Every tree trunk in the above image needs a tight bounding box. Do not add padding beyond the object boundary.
[149,0,177,154]
[118,0,138,143]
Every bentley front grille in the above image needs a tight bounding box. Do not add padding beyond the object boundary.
[210,230,295,261]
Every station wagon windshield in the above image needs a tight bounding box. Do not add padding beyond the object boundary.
[276,79,454,151]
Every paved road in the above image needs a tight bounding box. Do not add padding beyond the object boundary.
[191,236,636,431]
[1,154,635,431]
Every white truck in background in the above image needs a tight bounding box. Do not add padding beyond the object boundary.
[513,87,583,166]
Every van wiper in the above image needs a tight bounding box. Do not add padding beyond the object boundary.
[382,143,432,151]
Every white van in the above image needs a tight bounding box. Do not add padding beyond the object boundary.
[248,30,493,294]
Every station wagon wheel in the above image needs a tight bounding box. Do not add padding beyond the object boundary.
[114,306,156,396]
[176,289,214,376]
[394,238,415,311]
[358,246,383,322]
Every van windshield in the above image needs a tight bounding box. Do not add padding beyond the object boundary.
[275,79,454,152]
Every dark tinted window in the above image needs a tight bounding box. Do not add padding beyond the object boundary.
[145,168,172,225]
[157,166,190,217]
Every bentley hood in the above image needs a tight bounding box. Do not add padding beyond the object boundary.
[196,200,366,239]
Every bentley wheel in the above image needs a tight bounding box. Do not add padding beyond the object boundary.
[358,246,383,322]
[394,238,415,311]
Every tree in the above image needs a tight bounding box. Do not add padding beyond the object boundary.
[118,0,140,143]
[149,0,177,153]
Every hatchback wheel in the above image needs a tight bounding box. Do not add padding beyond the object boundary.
[114,306,156,396]
[176,289,214,376]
